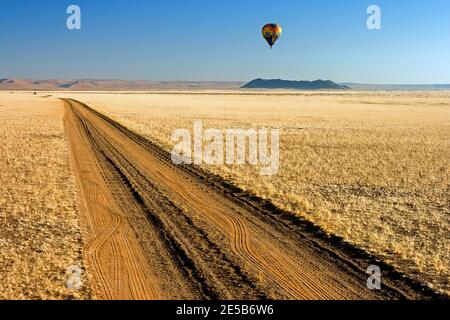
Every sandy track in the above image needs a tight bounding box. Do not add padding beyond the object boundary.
[63,98,437,300]
[65,101,164,300]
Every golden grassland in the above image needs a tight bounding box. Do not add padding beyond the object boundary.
[60,91,450,295]
[0,92,90,299]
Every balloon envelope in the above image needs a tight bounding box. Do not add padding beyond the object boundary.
[262,24,282,48]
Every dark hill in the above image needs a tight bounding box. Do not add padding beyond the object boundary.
[241,78,349,90]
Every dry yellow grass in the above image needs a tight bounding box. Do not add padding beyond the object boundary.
[0,92,90,299]
[59,91,450,295]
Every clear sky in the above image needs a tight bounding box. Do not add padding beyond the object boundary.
[1,0,449,83]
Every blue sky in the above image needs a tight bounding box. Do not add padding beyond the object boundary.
[1,0,449,83]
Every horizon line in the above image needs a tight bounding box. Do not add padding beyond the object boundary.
[2,77,450,86]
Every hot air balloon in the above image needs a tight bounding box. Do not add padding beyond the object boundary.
[262,23,282,48]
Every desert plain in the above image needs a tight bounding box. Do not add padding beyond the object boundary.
[0,90,448,299]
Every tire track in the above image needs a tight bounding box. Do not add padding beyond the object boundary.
[66,99,265,299]
[65,101,164,300]
[64,98,440,300]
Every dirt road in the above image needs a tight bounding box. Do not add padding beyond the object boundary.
[63,98,436,300]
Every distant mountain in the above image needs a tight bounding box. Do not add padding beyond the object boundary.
[0,78,244,91]
[241,78,349,90]
[3,77,448,91]
[340,83,450,91]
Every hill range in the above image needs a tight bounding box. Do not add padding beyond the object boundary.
[0,78,244,91]
[1,78,449,91]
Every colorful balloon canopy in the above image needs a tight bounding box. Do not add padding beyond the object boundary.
[262,23,282,48]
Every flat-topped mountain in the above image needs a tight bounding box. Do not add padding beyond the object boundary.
[241,78,349,90]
